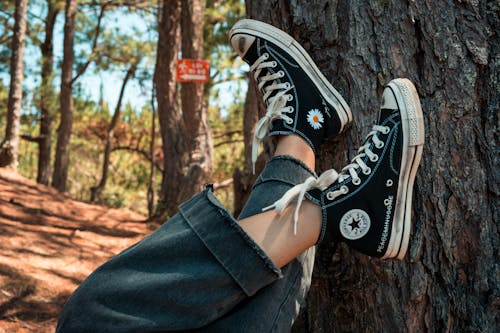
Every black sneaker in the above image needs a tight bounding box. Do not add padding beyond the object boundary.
[229,19,352,172]
[265,79,425,259]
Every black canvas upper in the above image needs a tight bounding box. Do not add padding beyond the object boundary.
[308,90,405,257]
[238,36,343,151]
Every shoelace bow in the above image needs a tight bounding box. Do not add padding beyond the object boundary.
[263,169,339,235]
[250,53,294,173]
[263,124,390,234]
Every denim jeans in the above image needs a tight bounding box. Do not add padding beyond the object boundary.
[56,156,316,333]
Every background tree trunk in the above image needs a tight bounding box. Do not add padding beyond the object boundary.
[246,0,499,331]
[232,77,268,216]
[52,0,77,192]
[52,0,105,192]
[0,0,28,169]
[154,0,184,218]
[155,0,214,218]
[37,0,59,185]
[178,0,214,204]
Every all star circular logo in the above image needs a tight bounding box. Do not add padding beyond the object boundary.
[340,209,371,240]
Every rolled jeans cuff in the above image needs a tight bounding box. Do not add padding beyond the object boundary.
[239,155,317,219]
[180,187,282,296]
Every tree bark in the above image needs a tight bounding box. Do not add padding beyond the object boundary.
[233,77,261,217]
[52,0,77,192]
[0,0,28,169]
[247,0,499,331]
[52,0,105,192]
[37,0,59,185]
[147,83,157,218]
[178,0,214,204]
[154,0,214,218]
[90,64,136,202]
[154,0,184,218]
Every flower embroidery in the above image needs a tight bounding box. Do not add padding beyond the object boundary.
[306,109,324,130]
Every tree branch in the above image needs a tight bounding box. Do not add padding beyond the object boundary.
[20,134,43,143]
[213,178,233,190]
[211,75,246,86]
[213,139,244,148]
[111,145,163,172]
[213,130,242,139]
[71,2,108,84]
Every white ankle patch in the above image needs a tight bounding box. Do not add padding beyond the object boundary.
[340,209,371,240]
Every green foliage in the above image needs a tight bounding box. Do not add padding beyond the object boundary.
[6,0,248,215]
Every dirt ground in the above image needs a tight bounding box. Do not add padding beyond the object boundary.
[0,168,153,332]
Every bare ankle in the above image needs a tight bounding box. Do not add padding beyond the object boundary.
[274,135,315,171]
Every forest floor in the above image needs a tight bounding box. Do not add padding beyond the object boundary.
[0,168,153,332]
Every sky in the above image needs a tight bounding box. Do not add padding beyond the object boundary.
[1,3,247,117]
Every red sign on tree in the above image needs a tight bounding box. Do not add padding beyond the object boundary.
[176,59,210,83]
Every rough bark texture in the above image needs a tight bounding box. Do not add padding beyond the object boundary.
[232,77,271,217]
[0,0,28,169]
[155,0,214,218]
[246,0,499,331]
[179,0,214,204]
[52,0,77,192]
[37,1,58,185]
[233,78,259,217]
[154,0,183,218]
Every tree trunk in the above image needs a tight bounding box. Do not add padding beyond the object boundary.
[233,77,261,216]
[90,64,136,202]
[154,0,184,218]
[52,0,77,192]
[178,0,214,204]
[246,0,499,331]
[147,83,157,218]
[37,0,59,185]
[0,0,28,169]
[154,0,214,218]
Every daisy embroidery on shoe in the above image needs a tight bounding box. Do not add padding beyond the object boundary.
[307,109,324,130]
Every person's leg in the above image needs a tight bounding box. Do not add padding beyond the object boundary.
[194,17,354,332]
[56,135,321,333]
[199,138,319,333]
[56,186,286,333]
[57,136,321,333]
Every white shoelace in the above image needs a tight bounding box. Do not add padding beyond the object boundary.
[263,124,390,234]
[250,53,294,173]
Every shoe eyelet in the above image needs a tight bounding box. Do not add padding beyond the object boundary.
[386,179,393,187]
[278,70,285,78]
[384,198,391,206]
[271,61,277,67]
[362,167,371,175]
[284,82,291,89]
[326,191,335,200]
[287,106,294,112]
[286,119,293,124]
[263,53,269,59]
[370,154,379,162]
[375,141,384,149]
[383,126,390,134]
[286,95,293,101]
[340,185,349,194]
[352,178,361,185]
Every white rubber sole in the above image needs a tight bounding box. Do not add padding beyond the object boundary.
[382,79,425,260]
[230,19,352,132]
